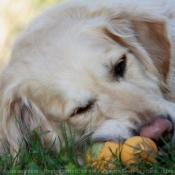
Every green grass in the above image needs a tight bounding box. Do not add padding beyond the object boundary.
[0,123,175,175]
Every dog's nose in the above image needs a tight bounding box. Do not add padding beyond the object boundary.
[139,117,173,146]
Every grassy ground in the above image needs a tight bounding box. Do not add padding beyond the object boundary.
[0,123,175,175]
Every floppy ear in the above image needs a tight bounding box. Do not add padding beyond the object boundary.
[104,13,172,87]
[0,84,49,155]
[132,20,171,81]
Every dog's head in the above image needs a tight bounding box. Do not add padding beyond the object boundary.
[0,0,175,155]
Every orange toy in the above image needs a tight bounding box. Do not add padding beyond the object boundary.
[86,136,158,170]
[86,141,122,169]
[121,136,158,166]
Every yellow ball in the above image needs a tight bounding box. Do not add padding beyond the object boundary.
[121,136,158,166]
[86,141,122,169]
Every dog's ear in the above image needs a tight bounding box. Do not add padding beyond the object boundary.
[132,20,171,81]
[0,84,49,155]
[104,13,171,86]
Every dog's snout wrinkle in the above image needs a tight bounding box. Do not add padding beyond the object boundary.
[139,116,174,146]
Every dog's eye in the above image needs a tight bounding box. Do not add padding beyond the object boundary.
[70,101,95,117]
[113,55,127,78]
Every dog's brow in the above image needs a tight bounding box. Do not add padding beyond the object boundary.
[78,98,97,108]
[69,98,97,117]
[103,48,129,68]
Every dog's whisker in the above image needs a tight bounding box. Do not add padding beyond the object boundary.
[75,132,94,148]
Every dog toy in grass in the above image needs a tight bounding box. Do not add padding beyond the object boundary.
[86,136,158,169]
[86,141,122,169]
[121,136,158,166]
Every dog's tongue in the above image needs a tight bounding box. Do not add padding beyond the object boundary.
[140,118,173,143]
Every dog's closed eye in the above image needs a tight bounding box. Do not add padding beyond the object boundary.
[113,55,127,79]
[70,100,95,117]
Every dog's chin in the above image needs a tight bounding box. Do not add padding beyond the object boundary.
[90,120,133,144]
[91,136,127,144]
[91,132,131,145]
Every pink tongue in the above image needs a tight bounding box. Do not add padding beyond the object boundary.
[140,118,173,142]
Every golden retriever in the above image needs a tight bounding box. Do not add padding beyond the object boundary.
[0,0,175,158]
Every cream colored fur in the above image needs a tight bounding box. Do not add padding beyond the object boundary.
[0,0,175,158]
